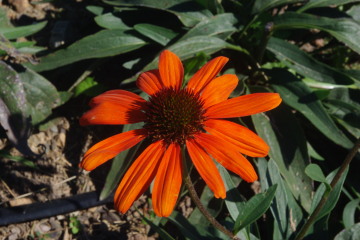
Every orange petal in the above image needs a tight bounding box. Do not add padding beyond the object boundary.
[136,69,163,95]
[186,139,226,198]
[205,93,282,118]
[159,50,183,89]
[80,129,146,171]
[204,119,269,157]
[152,143,182,217]
[195,133,258,182]
[201,74,238,109]
[187,56,229,93]
[79,101,146,125]
[89,90,146,108]
[114,141,165,214]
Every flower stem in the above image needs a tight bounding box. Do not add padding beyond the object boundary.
[183,174,239,240]
[294,138,360,240]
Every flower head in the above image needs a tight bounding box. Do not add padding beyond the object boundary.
[79,50,282,217]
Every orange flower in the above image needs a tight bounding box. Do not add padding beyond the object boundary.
[79,50,282,217]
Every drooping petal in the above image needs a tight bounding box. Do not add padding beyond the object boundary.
[159,50,183,89]
[152,143,182,217]
[204,119,269,157]
[114,141,165,214]
[205,93,282,119]
[89,89,146,108]
[80,129,147,171]
[136,69,163,95]
[195,133,258,182]
[201,74,238,109]
[186,139,226,198]
[79,101,146,125]
[187,56,229,93]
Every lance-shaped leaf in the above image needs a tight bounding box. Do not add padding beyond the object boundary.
[268,68,353,149]
[310,167,349,222]
[94,13,131,30]
[298,0,360,13]
[273,12,360,55]
[267,37,355,85]
[180,13,237,40]
[234,184,277,233]
[258,158,303,239]
[251,0,305,14]
[0,21,47,39]
[134,24,178,46]
[130,36,229,75]
[103,0,212,27]
[334,223,360,240]
[342,199,360,229]
[29,29,147,72]
[252,96,313,212]
[0,62,60,156]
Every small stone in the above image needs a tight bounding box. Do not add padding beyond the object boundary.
[133,211,140,219]
[9,197,33,207]
[8,233,19,240]
[10,227,21,234]
[38,222,51,232]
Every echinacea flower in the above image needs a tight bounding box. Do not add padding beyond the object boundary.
[79,50,282,217]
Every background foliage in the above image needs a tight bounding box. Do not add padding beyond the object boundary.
[1,0,360,239]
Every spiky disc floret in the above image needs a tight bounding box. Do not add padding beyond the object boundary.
[144,88,206,145]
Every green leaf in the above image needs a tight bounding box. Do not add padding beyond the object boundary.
[251,0,305,14]
[29,29,147,72]
[0,150,37,169]
[347,5,360,23]
[342,199,360,229]
[18,66,60,125]
[269,68,353,149]
[86,5,104,15]
[218,165,243,221]
[180,13,237,40]
[266,37,354,85]
[325,101,360,138]
[142,216,175,240]
[168,211,203,240]
[94,13,131,30]
[134,24,178,46]
[0,63,35,156]
[252,101,313,212]
[334,223,360,240]
[307,142,325,161]
[73,77,106,97]
[169,36,228,59]
[0,7,12,28]
[273,12,360,55]
[234,185,277,233]
[0,21,47,40]
[144,36,228,71]
[194,0,224,14]
[103,0,212,27]
[305,163,327,183]
[310,167,349,221]
[257,159,303,239]
[0,61,60,156]
[0,62,59,125]
[298,0,360,13]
